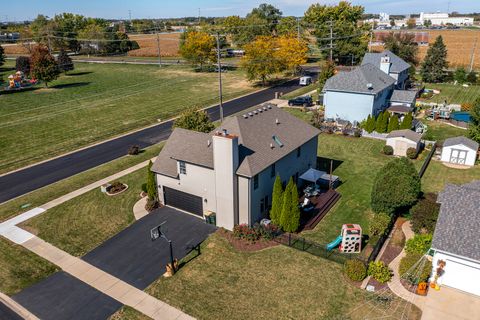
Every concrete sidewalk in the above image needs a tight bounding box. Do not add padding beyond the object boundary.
[22,236,193,320]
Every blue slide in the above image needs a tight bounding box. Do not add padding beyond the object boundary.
[326,235,343,251]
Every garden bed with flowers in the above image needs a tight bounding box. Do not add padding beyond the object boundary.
[218,224,280,252]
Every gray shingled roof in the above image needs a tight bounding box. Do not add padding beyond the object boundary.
[323,63,396,95]
[390,90,418,104]
[361,50,411,73]
[219,105,320,177]
[151,128,213,178]
[387,105,413,114]
[443,136,479,151]
[152,106,320,178]
[433,182,480,261]
[386,129,422,143]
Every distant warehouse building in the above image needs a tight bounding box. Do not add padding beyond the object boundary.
[419,12,474,26]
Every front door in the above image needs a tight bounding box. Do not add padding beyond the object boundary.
[450,149,467,164]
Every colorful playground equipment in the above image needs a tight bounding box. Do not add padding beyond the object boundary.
[5,71,36,90]
[326,224,362,253]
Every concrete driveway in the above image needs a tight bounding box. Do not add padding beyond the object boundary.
[421,286,480,320]
[13,207,216,320]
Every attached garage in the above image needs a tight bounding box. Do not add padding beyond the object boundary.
[442,259,480,296]
[163,187,203,217]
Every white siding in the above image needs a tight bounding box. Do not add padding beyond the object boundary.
[441,144,477,167]
[432,250,480,296]
[324,91,375,122]
[238,176,250,225]
[386,137,419,156]
[156,162,216,214]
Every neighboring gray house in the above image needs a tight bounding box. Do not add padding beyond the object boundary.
[151,105,320,230]
[323,63,396,122]
[431,181,480,296]
[362,50,411,89]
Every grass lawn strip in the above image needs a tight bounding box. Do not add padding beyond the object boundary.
[0,61,254,173]
[421,120,468,142]
[423,83,480,105]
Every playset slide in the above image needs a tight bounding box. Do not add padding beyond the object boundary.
[326,235,342,251]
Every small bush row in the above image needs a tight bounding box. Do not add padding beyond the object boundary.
[233,223,278,243]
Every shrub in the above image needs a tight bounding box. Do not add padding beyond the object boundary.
[128,145,140,155]
[399,252,432,284]
[383,145,393,155]
[15,56,31,75]
[344,259,367,281]
[411,194,440,234]
[108,181,126,193]
[253,223,279,241]
[141,183,148,193]
[368,261,392,283]
[371,157,421,215]
[145,198,159,211]
[369,212,391,238]
[233,224,260,242]
[353,129,361,138]
[406,147,417,159]
[405,234,432,255]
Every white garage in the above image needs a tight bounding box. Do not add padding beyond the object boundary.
[432,181,480,296]
[441,136,479,167]
[386,129,422,157]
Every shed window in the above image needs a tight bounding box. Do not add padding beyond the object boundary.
[179,161,186,174]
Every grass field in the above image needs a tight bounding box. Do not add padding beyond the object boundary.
[421,120,468,141]
[111,233,421,320]
[422,83,480,105]
[0,238,58,295]
[0,61,254,174]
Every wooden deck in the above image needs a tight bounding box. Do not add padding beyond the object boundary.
[301,189,341,231]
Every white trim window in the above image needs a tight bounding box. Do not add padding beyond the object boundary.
[179,161,186,174]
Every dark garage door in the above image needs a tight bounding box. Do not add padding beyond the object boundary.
[163,187,203,216]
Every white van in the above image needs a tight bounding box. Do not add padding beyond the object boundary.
[299,76,312,86]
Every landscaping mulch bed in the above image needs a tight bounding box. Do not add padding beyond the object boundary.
[367,278,389,292]
[218,229,279,252]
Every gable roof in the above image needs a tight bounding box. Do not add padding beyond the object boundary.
[323,63,396,95]
[443,136,479,151]
[151,128,213,178]
[152,105,320,178]
[218,104,320,177]
[386,129,422,143]
[390,90,418,104]
[361,50,411,73]
[433,182,480,261]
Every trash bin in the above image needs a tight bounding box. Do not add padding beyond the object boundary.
[204,211,216,225]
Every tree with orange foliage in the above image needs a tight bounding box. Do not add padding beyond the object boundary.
[30,45,60,87]
[179,30,216,70]
[241,36,279,86]
[275,35,308,74]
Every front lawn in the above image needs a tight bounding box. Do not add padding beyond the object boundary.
[0,238,58,295]
[21,167,145,257]
[422,83,480,105]
[0,61,254,174]
[112,234,421,320]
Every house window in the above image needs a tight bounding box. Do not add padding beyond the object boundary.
[270,163,276,178]
[179,161,186,174]
[296,147,301,158]
[260,198,265,213]
[264,195,269,212]
[295,172,299,184]
[254,174,259,189]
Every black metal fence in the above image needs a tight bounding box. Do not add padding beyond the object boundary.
[273,232,360,265]
[366,215,397,264]
[418,142,437,178]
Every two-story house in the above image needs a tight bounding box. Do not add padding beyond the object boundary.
[361,50,411,89]
[151,105,320,230]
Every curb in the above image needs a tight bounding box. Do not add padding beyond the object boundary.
[0,292,39,320]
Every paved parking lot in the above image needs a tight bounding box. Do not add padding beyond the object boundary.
[13,207,216,320]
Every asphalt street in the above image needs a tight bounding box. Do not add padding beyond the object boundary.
[0,69,317,203]
[0,301,23,320]
[13,207,217,320]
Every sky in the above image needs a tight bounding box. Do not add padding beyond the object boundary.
[2,0,478,21]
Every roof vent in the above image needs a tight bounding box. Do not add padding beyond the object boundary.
[272,135,283,148]
[275,118,280,125]
[267,105,272,109]
[263,106,268,111]
[258,108,263,113]
[222,129,228,136]
[253,110,258,115]
[248,112,253,116]
[366,83,373,90]
[270,143,274,149]
[207,140,211,147]
[243,114,248,119]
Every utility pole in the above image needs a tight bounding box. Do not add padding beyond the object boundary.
[128,10,132,22]
[297,17,300,40]
[469,37,477,72]
[155,22,162,68]
[216,32,224,122]
[327,20,334,61]
[198,8,201,25]
[369,22,374,53]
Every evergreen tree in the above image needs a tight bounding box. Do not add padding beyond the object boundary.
[146,160,157,201]
[468,97,480,143]
[280,177,294,231]
[454,67,467,84]
[400,112,413,130]
[387,114,399,132]
[420,35,448,83]
[364,114,376,133]
[57,49,74,74]
[287,182,301,232]
[466,71,477,84]
[269,175,284,225]
[0,45,5,67]
[376,112,388,133]
[375,112,383,133]
[318,60,336,91]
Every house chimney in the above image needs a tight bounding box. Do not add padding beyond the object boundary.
[213,132,239,231]
[380,55,391,75]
